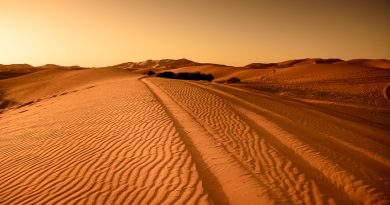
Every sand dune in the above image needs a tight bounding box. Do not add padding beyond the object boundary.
[0,70,208,204]
[0,68,135,110]
[0,64,43,80]
[168,59,390,108]
[108,58,224,72]
[1,62,389,204]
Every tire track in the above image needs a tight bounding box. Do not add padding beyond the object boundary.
[188,80,390,204]
[143,77,283,205]
[147,77,389,204]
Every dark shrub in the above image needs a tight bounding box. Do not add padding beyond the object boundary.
[157,71,176,79]
[204,74,214,81]
[177,72,191,80]
[145,70,156,76]
[157,71,214,81]
[177,72,214,81]
[226,77,241,83]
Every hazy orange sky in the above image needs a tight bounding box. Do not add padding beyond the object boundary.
[1,0,389,67]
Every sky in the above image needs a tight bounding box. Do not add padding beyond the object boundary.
[0,0,389,67]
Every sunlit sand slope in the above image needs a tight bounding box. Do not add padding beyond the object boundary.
[0,69,389,205]
[0,71,209,205]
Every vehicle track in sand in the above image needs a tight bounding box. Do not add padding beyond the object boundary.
[143,77,390,205]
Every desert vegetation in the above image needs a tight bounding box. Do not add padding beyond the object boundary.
[226,77,241,84]
[144,70,156,76]
[157,71,214,81]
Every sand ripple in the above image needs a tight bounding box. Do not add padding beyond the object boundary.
[1,72,389,205]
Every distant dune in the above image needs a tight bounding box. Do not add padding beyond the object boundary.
[1,58,389,204]
[168,59,390,107]
[0,64,82,80]
[0,64,42,80]
[107,58,225,71]
[1,58,389,109]
[244,58,344,69]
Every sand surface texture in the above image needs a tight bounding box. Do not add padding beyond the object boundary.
[0,68,389,205]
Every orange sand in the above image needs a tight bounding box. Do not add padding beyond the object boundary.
[0,59,389,204]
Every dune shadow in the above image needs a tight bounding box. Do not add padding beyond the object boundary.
[0,90,16,113]
[16,101,34,109]
[384,82,390,100]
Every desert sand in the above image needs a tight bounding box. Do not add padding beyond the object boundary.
[0,59,389,205]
